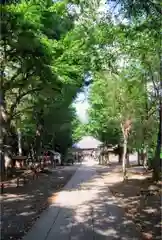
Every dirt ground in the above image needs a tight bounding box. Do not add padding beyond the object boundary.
[97,165,161,240]
[0,165,78,240]
[1,161,161,240]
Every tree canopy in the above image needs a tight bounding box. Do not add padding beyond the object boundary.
[0,0,161,180]
[0,0,98,171]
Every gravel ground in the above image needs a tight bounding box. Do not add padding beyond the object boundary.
[0,165,78,240]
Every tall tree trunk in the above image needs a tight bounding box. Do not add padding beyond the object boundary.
[17,128,22,156]
[0,91,5,178]
[121,120,131,180]
[126,151,130,167]
[119,152,122,163]
[61,152,65,165]
[0,90,9,179]
[152,54,162,181]
[152,102,161,181]
[99,152,101,164]
[122,136,127,180]
[160,57,162,172]
[35,125,42,162]
[143,146,148,169]
[30,144,35,163]
[106,151,110,165]
[117,145,123,164]
[137,150,142,165]
[160,98,162,170]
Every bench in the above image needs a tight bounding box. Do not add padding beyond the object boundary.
[15,162,41,188]
[16,170,32,187]
[1,162,41,194]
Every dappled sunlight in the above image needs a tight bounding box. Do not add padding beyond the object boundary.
[24,205,32,209]
[19,211,36,216]
[108,172,161,239]
[58,176,64,180]
[74,205,92,223]
[24,161,142,240]
[143,207,157,214]
[3,160,160,240]
[53,187,100,207]
[1,193,29,202]
[1,165,77,240]
[95,228,118,238]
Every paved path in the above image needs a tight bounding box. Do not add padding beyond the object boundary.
[23,159,141,240]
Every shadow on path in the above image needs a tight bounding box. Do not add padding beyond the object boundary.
[1,165,78,240]
[23,161,142,240]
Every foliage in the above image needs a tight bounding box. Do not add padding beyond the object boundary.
[85,0,161,179]
[71,114,89,142]
[0,0,100,169]
[0,0,161,181]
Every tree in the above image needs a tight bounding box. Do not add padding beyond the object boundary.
[111,0,161,181]
[1,0,107,176]
[86,0,161,179]
[88,68,147,179]
[0,0,64,175]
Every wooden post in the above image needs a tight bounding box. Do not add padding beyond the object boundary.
[23,176,26,185]
[1,183,4,194]
[32,170,35,180]
[16,177,20,187]
[35,169,38,179]
[54,159,56,168]
[17,128,22,156]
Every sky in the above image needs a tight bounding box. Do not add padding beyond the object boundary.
[73,89,89,123]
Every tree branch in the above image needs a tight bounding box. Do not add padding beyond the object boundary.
[9,87,43,119]
[12,106,34,119]
[148,108,157,119]
[3,70,34,91]
[147,63,160,97]
[9,83,61,120]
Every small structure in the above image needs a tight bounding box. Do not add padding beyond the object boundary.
[72,136,102,160]
[73,136,102,150]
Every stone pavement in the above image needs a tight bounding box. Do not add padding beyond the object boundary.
[23,159,141,240]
